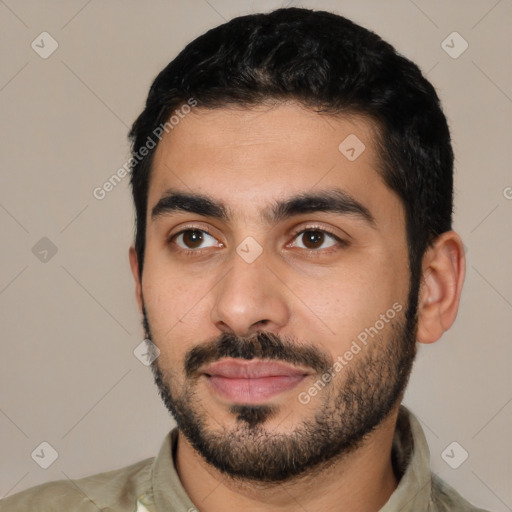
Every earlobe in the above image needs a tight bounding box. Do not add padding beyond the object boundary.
[129,245,143,314]
[416,231,466,344]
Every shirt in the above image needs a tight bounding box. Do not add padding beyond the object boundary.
[0,405,491,511]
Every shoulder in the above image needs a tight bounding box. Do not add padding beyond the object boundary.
[0,457,154,512]
[431,473,493,512]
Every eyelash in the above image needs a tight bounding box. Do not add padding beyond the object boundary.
[168,225,348,258]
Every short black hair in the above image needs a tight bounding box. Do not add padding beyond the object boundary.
[129,7,453,311]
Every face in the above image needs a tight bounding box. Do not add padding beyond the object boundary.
[132,102,418,482]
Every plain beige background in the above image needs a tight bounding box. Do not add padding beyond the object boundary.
[0,1,511,510]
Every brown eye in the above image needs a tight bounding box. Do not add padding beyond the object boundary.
[173,229,218,250]
[301,231,325,249]
[183,230,205,248]
[291,229,339,251]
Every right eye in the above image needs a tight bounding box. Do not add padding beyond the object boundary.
[169,228,223,254]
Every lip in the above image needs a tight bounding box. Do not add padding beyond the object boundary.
[202,359,312,404]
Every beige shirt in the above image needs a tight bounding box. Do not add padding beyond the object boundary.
[1,405,491,511]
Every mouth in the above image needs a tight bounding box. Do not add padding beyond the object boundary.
[201,358,313,404]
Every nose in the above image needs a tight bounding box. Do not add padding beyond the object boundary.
[210,249,291,337]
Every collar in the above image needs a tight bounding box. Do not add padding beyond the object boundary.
[380,404,433,511]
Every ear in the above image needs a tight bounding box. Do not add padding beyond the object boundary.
[416,231,466,344]
[129,245,143,315]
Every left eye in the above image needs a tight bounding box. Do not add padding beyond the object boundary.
[289,229,340,250]
[172,229,220,250]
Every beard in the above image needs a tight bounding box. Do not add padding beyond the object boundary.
[142,293,419,484]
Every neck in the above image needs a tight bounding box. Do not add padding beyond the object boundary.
[175,406,400,512]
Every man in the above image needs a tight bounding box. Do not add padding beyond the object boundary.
[2,7,491,512]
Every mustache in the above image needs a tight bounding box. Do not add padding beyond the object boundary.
[184,331,332,378]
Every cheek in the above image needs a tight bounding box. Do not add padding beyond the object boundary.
[141,261,213,347]
[302,255,408,352]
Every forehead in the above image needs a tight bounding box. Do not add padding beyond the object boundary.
[147,102,402,227]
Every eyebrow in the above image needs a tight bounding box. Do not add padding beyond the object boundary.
[151,187,376,227]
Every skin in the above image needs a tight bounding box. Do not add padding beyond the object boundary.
[129,101,466,512]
